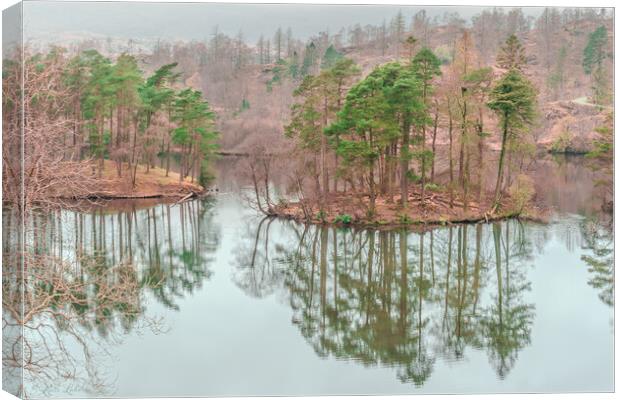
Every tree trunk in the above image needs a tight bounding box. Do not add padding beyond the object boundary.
[333,143,339,193]
[98,116,104,179]
[448,110,454,208]
[400,120,410,209]
[313,154,321,202]
[458,96,467,187]
[250,163,267,215]
[369,164,376,216]
[477,113,485,203]
[421,124,427,205]
[263,158,272,210]
[463,147,470,212]
[321,97,329,196]
[430,106,439,182]
[493,114,509,208]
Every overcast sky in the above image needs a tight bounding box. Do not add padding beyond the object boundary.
[21,1,552,44]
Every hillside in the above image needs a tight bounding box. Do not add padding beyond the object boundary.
[71,8,612,155]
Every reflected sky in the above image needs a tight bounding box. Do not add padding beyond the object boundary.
[5,186,612,397]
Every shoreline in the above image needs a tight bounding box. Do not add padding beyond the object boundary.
[54,160,207,201]
[269,189,549,229]
[270,210,549,231]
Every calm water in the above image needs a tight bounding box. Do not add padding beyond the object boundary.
[3,155,614,397]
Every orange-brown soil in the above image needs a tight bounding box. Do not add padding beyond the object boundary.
[58,160,204,200]
[272,188,547,228]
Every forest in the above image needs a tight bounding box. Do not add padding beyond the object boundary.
[2,47,219,214]
[3,7,612,226]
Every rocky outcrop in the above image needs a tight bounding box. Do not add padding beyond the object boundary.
[536,99,609,154]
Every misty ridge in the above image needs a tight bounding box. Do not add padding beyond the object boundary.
[24,3,547,44]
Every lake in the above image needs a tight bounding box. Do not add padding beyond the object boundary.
[3,154,613,398]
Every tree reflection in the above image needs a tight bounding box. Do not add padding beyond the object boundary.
[234,219,537,386]
[478,222,535,379]
[433,225,485,365]
[231,216,289,298]
[580,215,614,307]
[2,199,219,397]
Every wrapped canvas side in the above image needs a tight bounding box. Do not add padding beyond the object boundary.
[2,2,24,399]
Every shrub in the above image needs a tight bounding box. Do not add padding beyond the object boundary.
[316,210,327,222]
[550,130,573,153]
[406,170,420,183]
[508,174,535,213]
[239,98,250,112]
[425,182,441,191]
[334,214,352,224]
[398,213,413,224]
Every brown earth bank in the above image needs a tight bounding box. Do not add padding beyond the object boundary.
[53,160,206,200]
[271,189,549,229]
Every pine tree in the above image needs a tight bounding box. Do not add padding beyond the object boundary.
[463,67,493,202]
[274,27,283,61]
[583,26,609,104]
[583,26,607,74]
[547,45,567,100]
[326,62,427,212]
[585,111,613,203]
[173,89,218,183]
[81,50,114,177]
[326,66,399,214]
[286,58,360,196]
[139,62,179,178]
[320,45,343,70]
[391,10,406,58]
[301,42,318,77]
[405,36,418,60]
[64,52,90,157]
[411,48,442,204]
[487,69,537,208]
[110,54,142,177]
[496,34,527,71]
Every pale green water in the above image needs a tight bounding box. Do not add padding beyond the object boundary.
[3,156,614,397]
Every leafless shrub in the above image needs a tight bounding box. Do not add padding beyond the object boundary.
[2,47,100,218]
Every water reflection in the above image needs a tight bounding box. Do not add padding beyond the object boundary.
[580,215,614,307]
[237,218,604,385]
[2,194,613,396]
[232,217,284,298]
[2,200,219,397]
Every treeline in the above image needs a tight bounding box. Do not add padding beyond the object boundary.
[129,7,612,156]
[68,49,218,184]
[4,47,218,195]
[282,33,537,217]
[58,7,609,121]
[144,7,609,72]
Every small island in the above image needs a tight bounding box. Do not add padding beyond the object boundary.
[271,188,547,228]
[244,33,596,228]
